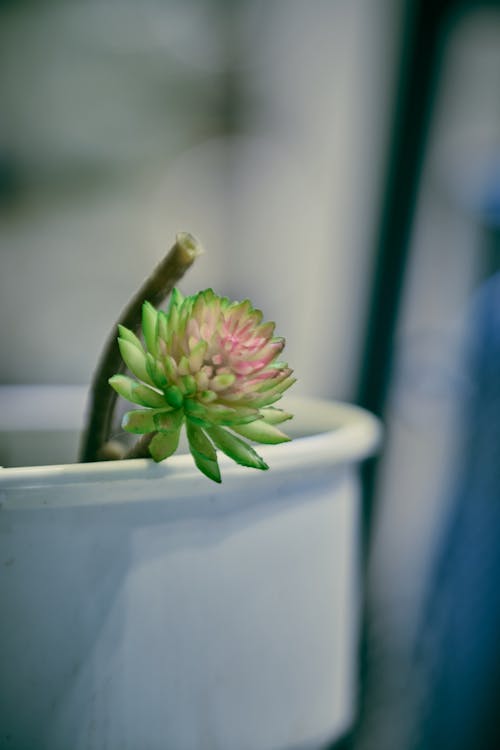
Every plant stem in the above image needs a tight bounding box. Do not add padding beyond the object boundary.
[124,432,155,459]
[80,232,202,462]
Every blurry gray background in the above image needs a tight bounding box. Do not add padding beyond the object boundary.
[0,0,398,399]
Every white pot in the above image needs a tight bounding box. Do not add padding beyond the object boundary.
[0,396,381,750]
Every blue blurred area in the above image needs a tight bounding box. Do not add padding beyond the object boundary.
[411,270,500,750]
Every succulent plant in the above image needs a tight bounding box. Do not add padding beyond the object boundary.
[109,288,295,482]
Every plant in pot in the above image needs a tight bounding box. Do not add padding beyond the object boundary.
[0,233,381,750]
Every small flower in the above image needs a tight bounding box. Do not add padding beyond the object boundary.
[109,288,295,482]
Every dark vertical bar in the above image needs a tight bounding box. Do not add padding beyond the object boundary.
[481,227,500,282]
[356,0,456,548]
[347,3,459,750]
[358,0,456,415]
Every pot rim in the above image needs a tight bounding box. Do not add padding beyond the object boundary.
[0,396,382,497]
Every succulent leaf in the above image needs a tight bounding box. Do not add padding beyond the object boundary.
[157,311,169,343]
[207,425,268,471]
[260,407,293,425]
[109,374,141,404]
[231,420,290,444]
[109,375,168,409]
[186,421,221,483]
[142,302,158,357]
[118,338,155,386]
[122,409,158,434]
[146,353,169,390]
[133,384,167,409]
[165,385,184,408]
[149,429,181,462]
[117,325,144,352]
[154,409,184,432]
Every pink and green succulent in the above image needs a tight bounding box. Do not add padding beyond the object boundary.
[109,288,295,482]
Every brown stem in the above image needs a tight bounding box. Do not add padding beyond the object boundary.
[80,232,202,462]
[124,432,155,459]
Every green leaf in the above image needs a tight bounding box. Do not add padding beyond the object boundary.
[256,369,293,393]
[154,409,184,432]
[180,375,197,396]
[199,389,217,403]
[146,353,169,390]
[275,376,296,395]
[251,377,296,407]
[205,404,260,425]
[165,385,184,408]
[109,374,166,408]
[118,325,144,352]
[163,355,177,382]
[109,374,139,403]
[260,407,293,425]
[207,425,268,471]
[191,448,221,483]
[251,392,284,408]
[167,288,184,336]
[178,355,190,376]
[231,420,291,445]
[122,409,157,434]
[188,341,207,373]
[170,287,185,309]
[178,296,194,335]
[118,338,155,386]
[142,301,158,356]
[167,299,179,338]
[225,390,286,409]
[211,373,236,390]
[157,311,169,343]
[184,400,259,427]
[149,429,181,462]
[184,399,209,420]
[133,383,167,409]
[186,420,214,456]
[186,421,221,483]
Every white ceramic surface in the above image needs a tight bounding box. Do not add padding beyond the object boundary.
[0,397,381,750]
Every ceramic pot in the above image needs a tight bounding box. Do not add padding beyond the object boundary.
[0,396,381,750]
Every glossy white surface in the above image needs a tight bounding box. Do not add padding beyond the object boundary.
[0,397,381,750]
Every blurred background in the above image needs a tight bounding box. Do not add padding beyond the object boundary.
[0,0,397,396]
[1,0,500,749]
